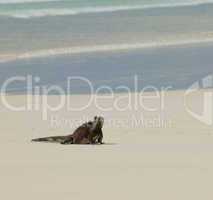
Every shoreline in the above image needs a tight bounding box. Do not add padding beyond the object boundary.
[1,88,212,122]
[1,86,213,96]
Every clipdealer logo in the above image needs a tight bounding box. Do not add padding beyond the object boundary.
[184,75,213,125]
[0,75,172,122]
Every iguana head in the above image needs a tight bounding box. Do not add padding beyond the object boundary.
[93,116,104,129]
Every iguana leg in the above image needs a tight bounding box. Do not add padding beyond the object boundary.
[80,138,90,144]
[98,135,103,144]
[60,137,73,145]
[88,134,95,144]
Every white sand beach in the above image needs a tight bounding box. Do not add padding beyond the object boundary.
[0,89,213,200]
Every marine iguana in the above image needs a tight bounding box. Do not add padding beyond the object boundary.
[32,116,104,145]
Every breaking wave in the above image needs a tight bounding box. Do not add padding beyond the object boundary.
[0,0,58,4]
[1,0,213,18]
[1,37,213,63]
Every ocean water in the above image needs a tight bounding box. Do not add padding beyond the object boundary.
[0,0,213,18]
[1,43,213,94]
[0,0,213,93]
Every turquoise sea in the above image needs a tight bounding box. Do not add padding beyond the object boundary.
[0,0,213,93]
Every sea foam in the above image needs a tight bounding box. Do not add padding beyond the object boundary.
[1,0,213,18]
[0,0,58,4]
[1,37,213,63]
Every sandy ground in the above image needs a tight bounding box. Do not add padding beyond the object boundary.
[0,89,213,200]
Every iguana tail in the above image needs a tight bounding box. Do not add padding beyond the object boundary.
[32,136,67,143]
